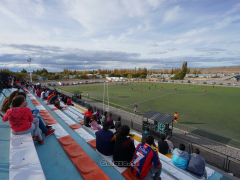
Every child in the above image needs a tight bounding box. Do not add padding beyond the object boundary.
[2,95,44,144]
[89,115,101,130]
[204,89,206,94]
[175,86,177,90]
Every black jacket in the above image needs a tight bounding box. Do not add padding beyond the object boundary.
[158,140,169,154]
[113,134,135,167]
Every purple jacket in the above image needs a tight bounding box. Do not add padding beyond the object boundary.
[107,117,114,128]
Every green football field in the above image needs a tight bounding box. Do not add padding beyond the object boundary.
[60,82,240,148]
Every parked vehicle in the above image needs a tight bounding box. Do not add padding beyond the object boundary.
[219,82,223,85]
[203,82,207,84]
[233,83,238,86]
[58,82,62,86]
[51,82,56,86]
[210,82,216,85]
[227,83,231,86]
[193,81,196,84]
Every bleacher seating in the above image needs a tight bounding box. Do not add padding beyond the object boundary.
[2,87,228,180]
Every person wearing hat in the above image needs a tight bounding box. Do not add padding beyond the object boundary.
[95,121,116,156]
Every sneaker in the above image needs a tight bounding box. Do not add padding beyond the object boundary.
[46,125,52,129]
[45,129,55,137]
[38,139,44,145]
[33,136,39,141]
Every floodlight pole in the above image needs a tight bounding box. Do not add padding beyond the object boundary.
[107,82,109,111]
[162,67,164,81]
[103,82,105,110]
[27,58,32,83]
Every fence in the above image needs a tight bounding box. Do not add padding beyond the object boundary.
[53,88,240,177]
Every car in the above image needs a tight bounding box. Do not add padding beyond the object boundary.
[193,81,196,84]
[58,82,62,86]
[51,82,56,86]
[69,82,73,85]
[227,83,231,86]
[203,82,207,84]
[219,82,223,85]
[188,80,190,83]
[233,83,238,86]
[210,82,216,85]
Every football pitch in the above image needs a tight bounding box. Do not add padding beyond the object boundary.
[60,82,240,148]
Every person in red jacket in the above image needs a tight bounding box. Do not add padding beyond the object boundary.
[67,98,74,106]
[36,87,42,97]
[83,107,93,119]
[47,93,55,101]
[2,95,44,144]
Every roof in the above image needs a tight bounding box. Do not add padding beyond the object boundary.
[143,110,175,124]
[72,91,83,95]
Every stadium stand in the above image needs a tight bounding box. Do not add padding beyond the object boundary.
[1,85,239,180]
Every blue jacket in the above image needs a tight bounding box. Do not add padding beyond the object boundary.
[172,148,189,169]
[95,129,114,156]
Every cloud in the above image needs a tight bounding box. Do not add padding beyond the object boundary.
[148,51,168,54]
[167,48,177,51]
[194,48,227,52]
[162,5,180,24]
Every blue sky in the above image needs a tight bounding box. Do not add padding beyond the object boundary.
[0,0,240,72]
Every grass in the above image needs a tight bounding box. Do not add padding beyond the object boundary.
[59,82,240,148]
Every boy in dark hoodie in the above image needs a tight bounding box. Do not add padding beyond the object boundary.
[113,125,135,167]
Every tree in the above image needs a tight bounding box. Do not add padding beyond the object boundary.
[197,70,201,74]
[141,68,147,76]
[41,72,48,80]
[21,68,27,73]
[41,68,48,74]
[193,69,197,75]
[182,61,188,76]
[171,68,174,75]
[109,73,115,77]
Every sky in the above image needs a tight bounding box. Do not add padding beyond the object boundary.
[0,0,240,72]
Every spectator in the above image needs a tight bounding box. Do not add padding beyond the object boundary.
[115,117,122,131]
[16,92,55,137]
[41,89,47,100]
[165,136,174,153]
[47,92,55,102]
[84,116,91,127]
[67,97,74,106]
[186,149,207,178]
[32,85,36,94]
[101,112,107,124]
[49,93,59,105]
[113,125,135,167]
[172,144,190,169]
[131,135,162,180]
[83,107,93,119]
[36,87,42,97]
[63,95,68,105]
[0,91,18,114]
[93,109,101,124]
[2,95,44,144]
[54,98,61,109]
[107,113,115,129]
[89,115,101,130]
[141,127,156,147]
[95,121,115,156]
[158,134,169,154]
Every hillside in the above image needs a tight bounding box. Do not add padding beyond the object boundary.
[152,66,240,74]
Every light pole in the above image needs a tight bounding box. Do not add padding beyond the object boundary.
[162,67,164,81]
[27,58,32,83]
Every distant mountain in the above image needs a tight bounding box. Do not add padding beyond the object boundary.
[151,66,240,74]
